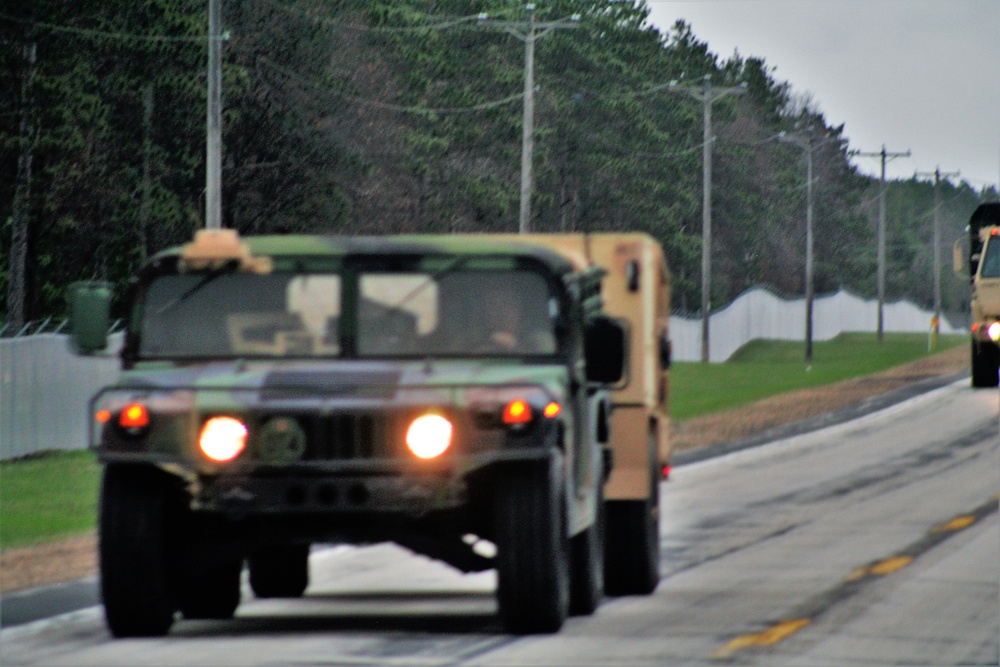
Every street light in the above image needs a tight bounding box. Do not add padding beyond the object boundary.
[479,6,580,233]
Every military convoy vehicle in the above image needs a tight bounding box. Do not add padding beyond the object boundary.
[954,203,1000,387]
[70,229,672,638]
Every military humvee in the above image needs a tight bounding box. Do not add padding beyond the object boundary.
[70,230,628,637]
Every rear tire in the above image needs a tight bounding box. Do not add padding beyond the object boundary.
[971,340,999,387]
[249,544,311,599]
[99,465,177,637]
[604,434,660,596]
[495,456,570,634]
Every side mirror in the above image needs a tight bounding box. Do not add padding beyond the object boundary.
[952,240,964,276]
[68,282,112,355]
[585,316,626,384]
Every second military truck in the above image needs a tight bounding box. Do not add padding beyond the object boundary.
[955,202,1000,387]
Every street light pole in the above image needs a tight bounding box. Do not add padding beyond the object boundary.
[206,0,223,229]
[667,76,746,362]
[519,9,535,235]
[479,6,580,233]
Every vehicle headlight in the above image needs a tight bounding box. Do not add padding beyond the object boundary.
[199,416,248,462]
[988,321,1000,342]
[405,414,453,460]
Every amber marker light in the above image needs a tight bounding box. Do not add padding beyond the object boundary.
[199,416,248,462]
[406,414,453,460]
[95,409,112,424]
[543,402,561,418]
[502,399,533,425]
[118,403,150,429]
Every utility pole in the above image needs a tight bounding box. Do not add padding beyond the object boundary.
[853,145,910,341]
[780,128,836,365]
[479,5,580,234]
[206,0,223,229]
[916,166,960,346]
[667,76,747,362]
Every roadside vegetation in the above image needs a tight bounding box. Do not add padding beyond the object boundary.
[4,1,990,333]
[668,332,965,421]
[0,333,966,551]
[0,450,100,549]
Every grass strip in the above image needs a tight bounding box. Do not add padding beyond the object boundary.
[670,332,965,421]
[0,450,101,550]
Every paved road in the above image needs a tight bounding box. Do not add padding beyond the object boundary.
[1,380,996,666]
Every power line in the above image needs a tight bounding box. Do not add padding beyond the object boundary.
[258,57,525,116]
[0,12,205,43]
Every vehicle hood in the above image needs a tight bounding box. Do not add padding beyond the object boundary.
[118,360,570,406]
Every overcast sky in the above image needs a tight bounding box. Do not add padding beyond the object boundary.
[643,0,1000,192]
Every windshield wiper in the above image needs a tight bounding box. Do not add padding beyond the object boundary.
[155,261,238,316]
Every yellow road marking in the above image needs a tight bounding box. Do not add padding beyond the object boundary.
[934,515,976,532]
[710,619,810,659]
[844,555,913,581]
[869,556,913,575]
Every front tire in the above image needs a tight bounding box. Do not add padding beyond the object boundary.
[494,456,570,634]
[569,482,605,616]
[971,339,999,387]
[99,465,177,638]
[249,544,311,599]
[177,558,243,619]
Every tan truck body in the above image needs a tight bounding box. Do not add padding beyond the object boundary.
[491,233,671,501]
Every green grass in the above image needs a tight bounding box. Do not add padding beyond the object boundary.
[670,332,965,421]
[0,450,101,550]
[0,333,966,550]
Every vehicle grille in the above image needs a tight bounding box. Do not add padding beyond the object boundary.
[303,413,386,461]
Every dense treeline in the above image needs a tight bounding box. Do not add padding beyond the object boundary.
[2,0,994,329]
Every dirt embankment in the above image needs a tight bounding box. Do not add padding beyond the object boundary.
[0,345,970,595]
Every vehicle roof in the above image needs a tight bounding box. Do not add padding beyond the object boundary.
[156,234,585,275]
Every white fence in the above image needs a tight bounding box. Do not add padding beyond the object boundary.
[671,287,962,363]
[0,334,121,460]
[0,288,962,460]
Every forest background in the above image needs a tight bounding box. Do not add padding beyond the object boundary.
[2,0,996,330]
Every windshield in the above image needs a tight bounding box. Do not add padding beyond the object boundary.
[980,236,1000,278]
[358,269,558,357]
[139,273,341,358]
[136,268,559,358]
